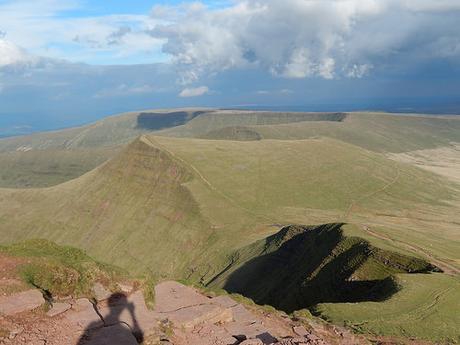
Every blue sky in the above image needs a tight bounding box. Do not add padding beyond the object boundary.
[0,0,460,135]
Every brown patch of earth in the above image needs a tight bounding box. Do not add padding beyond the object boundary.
[0,254,30,297]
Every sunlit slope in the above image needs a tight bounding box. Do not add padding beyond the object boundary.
[0,137,216,277]
[157,110,346,138]
[0,134,458,275]
[167,112,460,153]
[152,135,453,215]
[0,109,208,187]
[149,135,459,271]
[315,273,460,343]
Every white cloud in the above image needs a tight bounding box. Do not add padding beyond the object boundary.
[256,89,294,95]
[94,83,156,98]
[0,0,165,65]
[150,0,460,81]
[0,38,30,67]
[179,86,209,97]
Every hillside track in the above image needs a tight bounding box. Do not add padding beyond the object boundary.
[140,135,275,222]
[344,164,401,220]
[363,226,460,276]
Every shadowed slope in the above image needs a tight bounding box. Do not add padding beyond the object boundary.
[209,224,438,313]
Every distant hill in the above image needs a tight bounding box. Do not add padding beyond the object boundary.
[0,109,209,187]
[160,111,460,153]
[1,110,459,188]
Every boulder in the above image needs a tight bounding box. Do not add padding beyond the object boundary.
[0,289,44,315]
[167,303,233,329]
[46,302,71,317]
[64,298,103,330]
[154,281,211,313]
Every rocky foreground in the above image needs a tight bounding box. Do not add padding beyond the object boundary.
[0,280,371,345]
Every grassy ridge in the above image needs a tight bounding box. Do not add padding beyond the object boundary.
[0,135,456,275]
[2,111,458,188]
[240,112,460,153]
[314,273,460,343]
[210,224,437,311]
[0,138,217,278]
[163,112,460,153]
[157,111,346,138]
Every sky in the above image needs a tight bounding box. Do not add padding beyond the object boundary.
[0,0,460,135]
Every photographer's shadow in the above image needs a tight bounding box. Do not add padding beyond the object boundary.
[77,293,144,345]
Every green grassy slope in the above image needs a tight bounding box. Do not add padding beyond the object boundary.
[0,109,209,187]
[3,111,458,188]
[0,135,455,274]
[0,127,458,342]
[157,111,346,138]
[153,136,453,216]
[0,147,118,188]
[160,111,460,153]
[233,112,460,153]
[0,138,218,278]
[315,273,460,343]
[0,239,126,297]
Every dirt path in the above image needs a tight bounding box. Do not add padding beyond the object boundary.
[362,226,460,276]
[343,164,401,220]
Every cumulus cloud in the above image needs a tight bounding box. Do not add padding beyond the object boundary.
[149,0,460,81]
[179,86,209,97]
[0,38,30,67]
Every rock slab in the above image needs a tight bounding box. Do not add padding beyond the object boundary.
[47,302,71,317]
[0,289,44,315]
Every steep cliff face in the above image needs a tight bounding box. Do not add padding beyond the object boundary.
[210,223,438,312]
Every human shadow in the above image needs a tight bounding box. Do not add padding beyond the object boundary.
[77,293,144,345]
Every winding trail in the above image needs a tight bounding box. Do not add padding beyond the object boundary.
[343,164,401,221]
[140,135,274,222]
[343,163,460,276]
[362,226,460,276]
